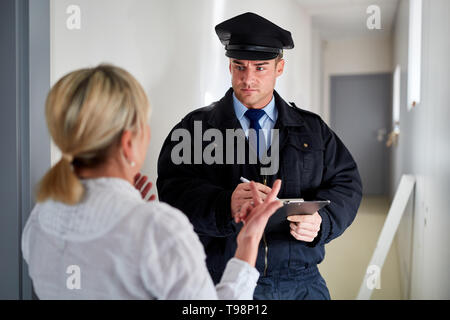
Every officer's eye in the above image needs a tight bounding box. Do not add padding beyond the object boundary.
[236,66,245,71]
[256,66,265,71]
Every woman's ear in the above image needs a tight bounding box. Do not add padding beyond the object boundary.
[120,130,134,164]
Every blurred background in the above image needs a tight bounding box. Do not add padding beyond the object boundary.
[1,0,449,299]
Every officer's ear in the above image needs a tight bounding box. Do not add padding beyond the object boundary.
[275,59,285,77]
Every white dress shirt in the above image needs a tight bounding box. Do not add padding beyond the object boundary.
[21,177,259,300]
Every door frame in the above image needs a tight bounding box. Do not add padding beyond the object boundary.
[0,0,50,300]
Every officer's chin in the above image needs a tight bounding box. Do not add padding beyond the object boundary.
[237,91,258,102]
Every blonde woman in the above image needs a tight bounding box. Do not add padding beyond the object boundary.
[21,64,282,299]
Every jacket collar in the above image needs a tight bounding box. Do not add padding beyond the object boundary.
[272,90,305,128]
[207,88,305,129]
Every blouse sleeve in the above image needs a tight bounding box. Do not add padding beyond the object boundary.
[139,202,259,300]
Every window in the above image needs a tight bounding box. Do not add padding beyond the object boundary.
[387,65,401,147]
[407,0,422,110]
[393,64,401,132]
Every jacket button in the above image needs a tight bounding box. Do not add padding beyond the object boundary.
[303,143,309,148]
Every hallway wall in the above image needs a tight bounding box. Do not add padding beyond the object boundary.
[322,34,393,124]
[392,0,450,299]
[50,0,313,190]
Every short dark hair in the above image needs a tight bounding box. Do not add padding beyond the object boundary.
[275,50,284,64]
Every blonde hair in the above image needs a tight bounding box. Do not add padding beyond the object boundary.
[37,64,150,205]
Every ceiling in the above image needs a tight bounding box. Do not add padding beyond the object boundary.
[296,0,399,40]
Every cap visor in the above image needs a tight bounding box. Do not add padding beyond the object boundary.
[226,50,278,61]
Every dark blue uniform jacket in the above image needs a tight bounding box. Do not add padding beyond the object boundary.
[157,88,362,284]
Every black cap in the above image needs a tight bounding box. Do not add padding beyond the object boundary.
[215,12,294,60]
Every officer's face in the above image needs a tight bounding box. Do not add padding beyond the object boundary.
[229,58,284,109]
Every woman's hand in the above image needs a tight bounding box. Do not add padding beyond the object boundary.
[234,180,282,267]
[134,173,156,201]
[231,182,272,220]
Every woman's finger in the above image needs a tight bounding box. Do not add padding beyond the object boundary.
[141,181,152,198]
[134,172,142,186]
[235,203,245,223]
[135,175,147,190]
[234,204,243,223]
[237,201,253,223]
[245,199,282,227]
[262,200,283,219]
[266,179,281,203]
[250,181,263,206]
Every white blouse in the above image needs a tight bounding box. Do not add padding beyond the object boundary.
[21,177,259,300]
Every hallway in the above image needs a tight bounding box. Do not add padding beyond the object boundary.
[1,0,449,300]
[320,196,403,299]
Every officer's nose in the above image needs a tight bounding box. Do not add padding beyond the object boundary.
[241,68,255,86]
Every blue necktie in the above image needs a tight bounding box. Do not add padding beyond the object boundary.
[245,109,266,159]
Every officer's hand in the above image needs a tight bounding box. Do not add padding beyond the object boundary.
[287,212,322,242]
[234,180,282,266]
[134,173,157,201]
[231,182,272,219]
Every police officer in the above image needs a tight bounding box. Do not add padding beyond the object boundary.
[157,12,362,300]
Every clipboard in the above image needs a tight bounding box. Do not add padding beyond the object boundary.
[280,199,331,216]
[265,199,331,232]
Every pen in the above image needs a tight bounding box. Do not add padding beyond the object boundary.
[240,176,280,200]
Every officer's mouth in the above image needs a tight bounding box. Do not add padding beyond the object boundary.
[240,88,258,93]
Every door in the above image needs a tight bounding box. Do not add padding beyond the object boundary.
[330,74,392,195]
